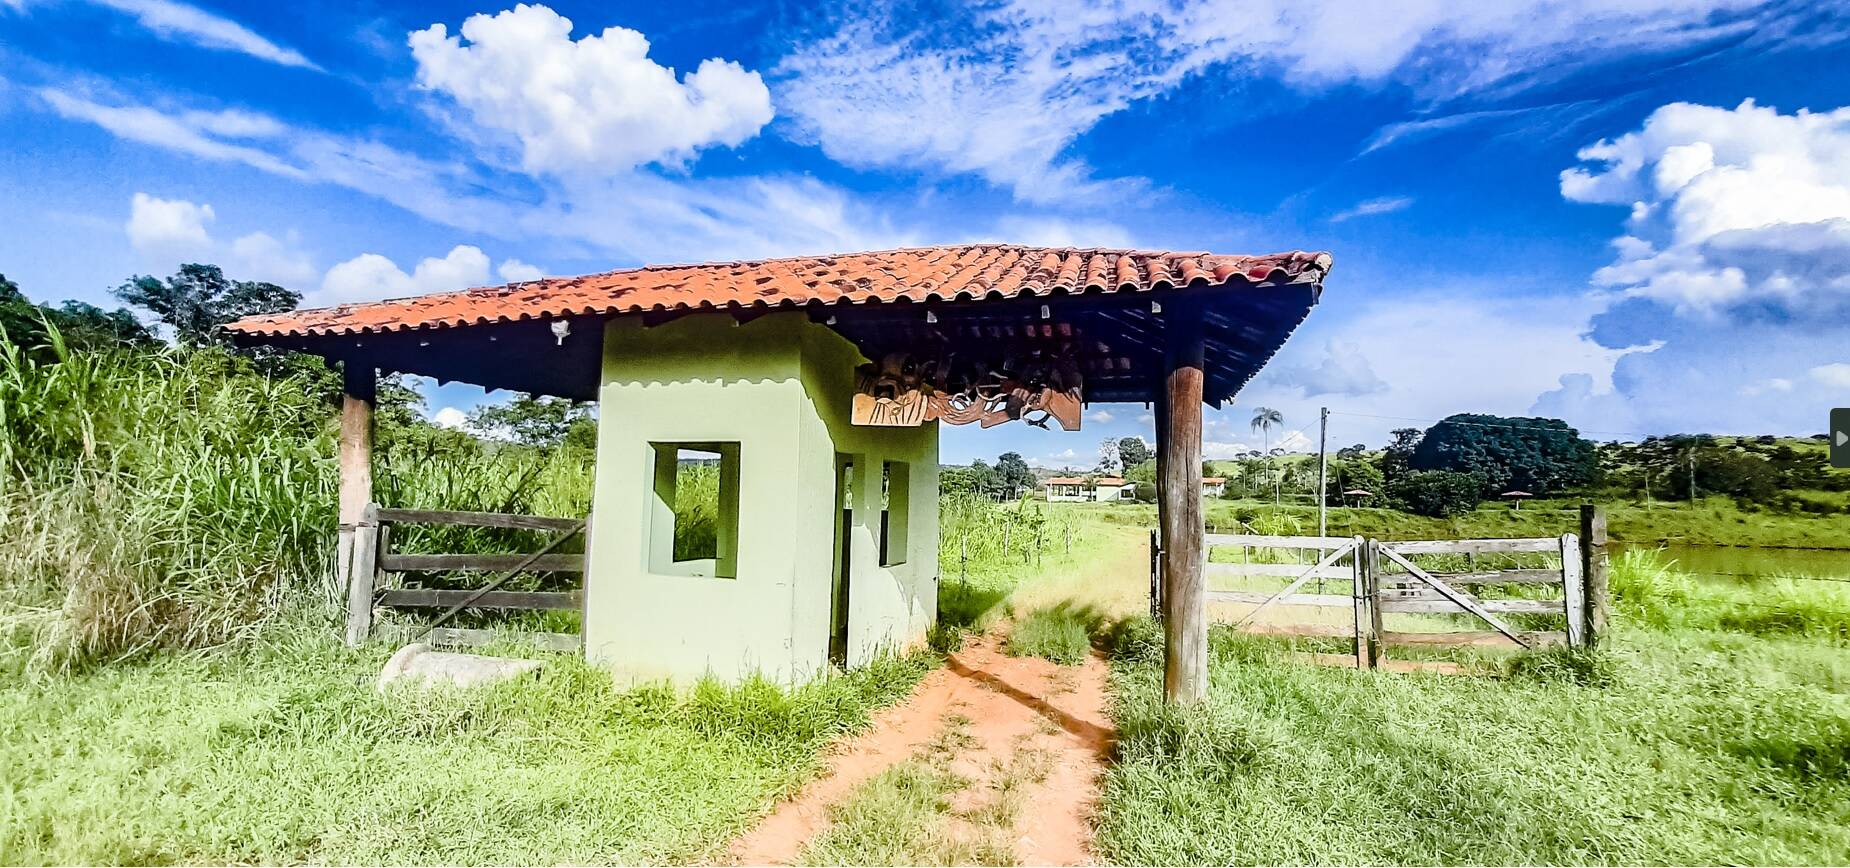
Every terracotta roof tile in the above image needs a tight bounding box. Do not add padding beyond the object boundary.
[226,244,1331,337]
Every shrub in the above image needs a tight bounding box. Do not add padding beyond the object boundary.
[1112,690,1275,780]
[1099,616,1164,665]
[1006,604,1098,665]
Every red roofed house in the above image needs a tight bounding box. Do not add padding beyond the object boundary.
[227,245,1330,702]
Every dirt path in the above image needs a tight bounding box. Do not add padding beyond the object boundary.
[723,634,1115,866]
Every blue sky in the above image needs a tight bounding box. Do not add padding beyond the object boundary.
[3,0,1849,468]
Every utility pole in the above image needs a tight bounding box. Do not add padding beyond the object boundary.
[1688,446,1698,502]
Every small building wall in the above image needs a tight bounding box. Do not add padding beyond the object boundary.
[582,312,938,685]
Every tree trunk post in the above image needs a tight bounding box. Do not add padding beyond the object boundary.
[1580,504,1609,647]
[1157,307,1207,704]
[339,361,376,647]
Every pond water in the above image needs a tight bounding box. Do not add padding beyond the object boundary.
[1612,541,1850,584]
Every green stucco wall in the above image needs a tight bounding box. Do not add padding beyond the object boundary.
[582,312,938,685]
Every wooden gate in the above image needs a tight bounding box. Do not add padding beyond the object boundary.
[345,504,588,651]
[1191,531,1598,669]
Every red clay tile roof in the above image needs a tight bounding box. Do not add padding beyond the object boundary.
[227,245,1331,337]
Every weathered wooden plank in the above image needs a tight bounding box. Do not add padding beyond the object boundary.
[376,508,582,532]
[1208,589,1353,608]
[417,626,581,653]
[1581,505,1609,647]
[1560,533,1586,647]
[345,503,378,647]
[1390,568,1563,584]
[1159,310,1207,704]
[1206,533,1352,549]
[1387,538,1561,555]
[381,553,585,572]
[1206,562,1354,580]
[1382,630,1568,647]
[1350,535,1368,668]
[379,589,582,610]
[1379,597,1565,615]
[1233,622,1356,639]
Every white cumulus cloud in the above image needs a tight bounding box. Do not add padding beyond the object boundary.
[1561,99,1850,316]
[1813,363,1850,389]
[408,4,773,176]
[498,258,545,283]
[432,406,469,429]
[317,245,541,306]
[126,192,214,257]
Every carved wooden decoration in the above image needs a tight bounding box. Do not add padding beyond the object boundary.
[852,350,1083,430]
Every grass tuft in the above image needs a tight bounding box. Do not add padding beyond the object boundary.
[1005,603,1102,665]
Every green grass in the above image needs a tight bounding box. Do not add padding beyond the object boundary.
[1096,590,1850,864]
[0,628,933,865]
[1006,603,1103,665]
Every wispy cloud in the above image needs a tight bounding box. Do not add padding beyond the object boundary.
[776,0,1801,203]
[1329,195,1412,223]
[55,0,320,69]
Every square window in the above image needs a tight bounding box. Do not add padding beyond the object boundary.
[880,461,909,567]
[649,442,740,578]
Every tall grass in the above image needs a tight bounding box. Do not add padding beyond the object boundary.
[0,335,598,672]
[1,339,335,671]
[1611,546,1850,640]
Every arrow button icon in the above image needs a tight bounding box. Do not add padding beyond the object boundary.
[1835,409,1850,468]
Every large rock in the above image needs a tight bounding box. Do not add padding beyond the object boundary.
[376,643,543,691]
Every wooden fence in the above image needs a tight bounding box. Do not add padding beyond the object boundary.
[1152,509,1610,669]
[345,504,587,651]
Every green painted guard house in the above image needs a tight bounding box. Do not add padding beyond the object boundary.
[228,245,1330,699]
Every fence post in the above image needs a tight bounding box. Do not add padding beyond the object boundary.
[345,502,379,647]
[1148,529,1162,620]
[1580,504,1609,646]
[1350,534,1371,669]
[1560,532,1586,647]
[1365,538,1384,668]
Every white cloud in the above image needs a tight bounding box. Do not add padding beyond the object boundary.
[317,245,494,305]
[125,192,214,257]
[10,0,317,68]
[498,258,544,283]
[1268,339,1389,397]
[1086,409,1114,423]
[777,0,1774,202]
[1812,363,1850,389]
[408,4,773,176]
[1562,99,1850,316]
[1329,196,1413,223]
[432,406,469,429]
[227,231,318,287]
[1740,376,1794,396]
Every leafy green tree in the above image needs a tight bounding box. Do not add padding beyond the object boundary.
[1409,413,1595,496]
[1388,469,1483,517]
[1,273,154,356]
[995,451,1035,496]
[115,263,299,346]
[1125,458,1156,484]
[467,394,596,448]
[1378,427,1422,480]
[1117,436,1151,468]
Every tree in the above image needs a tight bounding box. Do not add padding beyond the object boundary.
[1096,437,1120,474]
[1409,413,1595,497]
[1388,470,1483,517]
[1379,428,1422,480]
[1,273,154,356]
[1117,436,1151,468]
[467,394,596,448]
[1251,407,1284,504]
[115,263,299,346]
[995,451,1035,496]
[1336,443,1369,460]
[1126,458,1156,485]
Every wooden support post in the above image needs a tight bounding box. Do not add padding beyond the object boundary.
[1350,535,1371,669]
[1560,532,1586,647]
[1365,539,1384,668]
[1148,528,1162,620]
[1580,504,1609,647]
[1157,308,1206,704]
[339,361,376,647]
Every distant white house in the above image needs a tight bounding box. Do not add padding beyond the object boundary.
[1203,476,1227,497]
[1044,476,1136,502]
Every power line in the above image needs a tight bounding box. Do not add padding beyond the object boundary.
[1328,410,1648,439]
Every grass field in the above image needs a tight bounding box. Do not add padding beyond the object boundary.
[1093,550,1850,865]
[0,630,932,864]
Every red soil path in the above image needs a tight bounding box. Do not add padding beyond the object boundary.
[723,634,1115,866]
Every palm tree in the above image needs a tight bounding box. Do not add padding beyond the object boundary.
[1251,407,1284,504]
